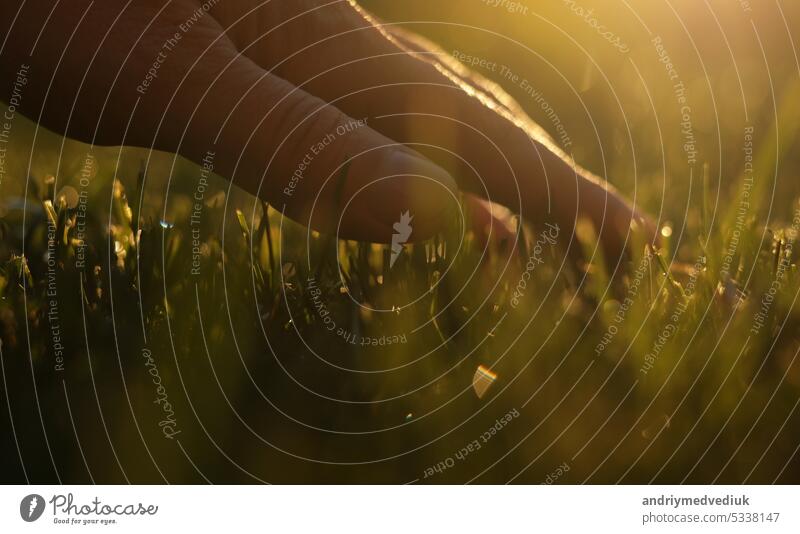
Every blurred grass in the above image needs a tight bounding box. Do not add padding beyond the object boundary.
[1,117,798,482]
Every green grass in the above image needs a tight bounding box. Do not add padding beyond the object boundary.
[1,116,799,483]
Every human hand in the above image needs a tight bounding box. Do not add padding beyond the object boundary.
[0,0,654,263]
